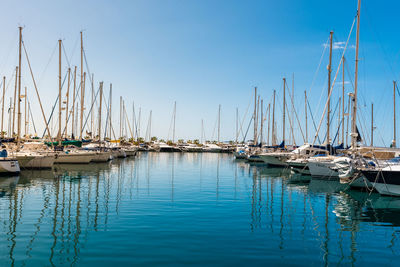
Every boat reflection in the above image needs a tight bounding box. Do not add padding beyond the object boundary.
[346,190,400,226]
[0,176,19,198]
[309,178,350,194]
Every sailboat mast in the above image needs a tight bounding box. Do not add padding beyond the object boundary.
[71,66,76,139]
[120,96,122,138]
[109,83,112,139]
[253,87,257,145]
[256,96,260,145]
[80,72,86,141]
[260,99,264,146]
[327,31,333,145]
[304,90,308,143]
[173,101,176,143]
[91,74,94,139]
[267,103,271,146]
[371,102,373,146]
[138,107,141,140]
[58,39,62,145]
[351,0,361,149]
[65,68,71,138]
[24,86,27,137]
[342,57,345,145]
[218,104,221,143]
[98,82,103,142]
[272,89,276,145]
[12,66,17,137]
[289,82,296,145]
[393,81,396,147]
[283,78,286,146]
[17,26,22,147]
[1,76,5,137]
[8,98,11,137]
[79,31,84,141]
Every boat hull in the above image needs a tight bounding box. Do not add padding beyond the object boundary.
[91,151,112,163]
[308,161,339,180]
[362,169,400,196]
[55,152,95,164]
[0,159,20,174]
[259,154,289,167]
[17,154,55,169]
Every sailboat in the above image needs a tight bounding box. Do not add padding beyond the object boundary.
[8,27,55,169]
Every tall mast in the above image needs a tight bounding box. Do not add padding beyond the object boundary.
[91,74,94,139]
[109,83,112,139]
[267,103,271,146]
[8,98,11,136]
[346,95,351,147]
[12,66,17,137]
[256,96,260,145]
[173,101,176,143]
[1,76,5,137]
[58,39,62,145]
[393,81,396,148]
[272,89,276,145]
[138,107,141,140]
[371,102,373,146]
[253,87,257,145]
[132,102,137,142]
[98,82,103,142]
[119,96,122,139]
[79,31,84,140]
[291,73,294,144]
[24,87,27,137]
[342,57,345,145]
[71,66,77,139]
[326,31,333,145]
[260,99,264,146]
[65,68,71,138]
[218,104,221,143]
[338,96,341,145]
[304,90,308,143]
[27,102,30,136]
[283,78,286,146]
[80,72,86,141]
[351,0,361,149]
[17,26,22,147]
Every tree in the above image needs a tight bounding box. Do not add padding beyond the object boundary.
[151,136,157,142]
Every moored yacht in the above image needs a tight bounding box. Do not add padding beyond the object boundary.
[0,149,20,174]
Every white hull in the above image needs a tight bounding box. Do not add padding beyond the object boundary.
[124,149,137,157]
[55,152,95,164]
[16,154,55,169]
[234,152,248,159]
[308,161,339,179]
[288,161,310,175]
[259,154,289,167]
[0,159,20,174]
[91,151,112,163]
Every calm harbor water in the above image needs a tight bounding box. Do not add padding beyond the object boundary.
[0,152,399,266]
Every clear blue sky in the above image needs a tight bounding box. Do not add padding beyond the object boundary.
[0,0,399,145]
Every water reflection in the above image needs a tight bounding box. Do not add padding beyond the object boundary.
[0,153,399,265]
